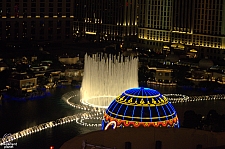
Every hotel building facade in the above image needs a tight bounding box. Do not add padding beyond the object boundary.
[138,0,225,60]
[1,0,225,60]
[74,0,225,60]
[0,0,74,43]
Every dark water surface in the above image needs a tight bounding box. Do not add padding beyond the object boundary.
[0,85,225,149]
[0,86,90,149]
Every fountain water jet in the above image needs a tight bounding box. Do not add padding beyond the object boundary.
[80,53,139,108]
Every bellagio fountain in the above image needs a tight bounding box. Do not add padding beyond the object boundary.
[80,53,139,108]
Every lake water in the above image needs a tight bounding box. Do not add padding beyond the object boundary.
[0,85,225,149]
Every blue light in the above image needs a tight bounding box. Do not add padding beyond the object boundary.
[130,106,135,121]
[123,105,129,120]
[167,102,177,118]
[148,106,152,122]
[155,106,161,121]
[110,102,119,117]
[115,103,123,119]
[165,104,172,116]
[161,106,168,120]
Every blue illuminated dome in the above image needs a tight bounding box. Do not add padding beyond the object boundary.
[102,87,179,130]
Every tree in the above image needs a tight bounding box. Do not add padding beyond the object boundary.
[183,110,201,129]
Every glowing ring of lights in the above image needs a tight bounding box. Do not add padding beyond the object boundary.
[76,115,103,127]
[164,94,189,103]
[80,96,116,109]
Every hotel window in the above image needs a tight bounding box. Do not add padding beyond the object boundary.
[6,8,10,18]
[57,21,61,27]
[31,3,36,7]
[49,3,53,7]
[66,13,70,17]
[57,8,62,12]
[65,27,70,33]
[31,13,35,17]
[15,22,19,28]
[58,3,62,7]
[57,8,62,17]
[6,3,11,7]
[40,8,44,12]
[66,21,70,27]
[31,8,36,12]
[40,13,44,18]
[66,8,70,12]
[48,28,53,34]
[49,21,53,27]
[22,21,27,27]
[48,35,52,40]
[31,28,35,34]
[40,29,44,35]
[39,36,44,40]
[40,21,44,27]
[66,3,70,7]
[40,3,45,7]
[23,8,27,18]
[49,8,53,12]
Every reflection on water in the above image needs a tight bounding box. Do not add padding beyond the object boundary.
[0,86,83,148]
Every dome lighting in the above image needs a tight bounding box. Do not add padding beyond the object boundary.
[102,87,179,130]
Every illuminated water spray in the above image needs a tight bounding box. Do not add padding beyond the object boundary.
[80,53,139,108]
